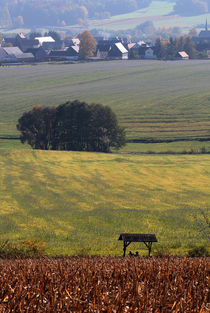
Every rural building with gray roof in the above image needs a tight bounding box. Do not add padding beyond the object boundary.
[0,46,34,62]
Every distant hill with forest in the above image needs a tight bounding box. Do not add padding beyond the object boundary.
[0,0,152,28]
[1,0,210,30]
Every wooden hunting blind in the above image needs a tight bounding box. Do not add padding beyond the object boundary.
[118,233,158,257]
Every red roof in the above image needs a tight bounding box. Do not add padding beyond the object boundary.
[178,51,189,58]
[127,43,135,50]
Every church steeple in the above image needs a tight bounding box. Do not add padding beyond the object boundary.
[205,19,208,31]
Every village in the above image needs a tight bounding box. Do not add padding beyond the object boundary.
[1,32,160,63]
[1,25,210,64]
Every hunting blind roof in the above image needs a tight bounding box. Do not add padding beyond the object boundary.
[118,233,157,242]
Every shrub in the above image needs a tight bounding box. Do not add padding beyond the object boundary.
[189,147,197,154]
[146,150,156,154]
[181,147,199,154]
[21,240,46,256]
[200,146,206,154]
[187,246,209,257]
[76,247,91,256]
[0,240,19,258]
[0,240,46,258]
[153,246,170,257]
[164,150,176,154]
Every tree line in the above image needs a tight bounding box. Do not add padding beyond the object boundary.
[17,101,126,153]
[154,36,197,59]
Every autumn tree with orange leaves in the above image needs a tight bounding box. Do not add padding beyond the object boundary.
[79,30,96,59]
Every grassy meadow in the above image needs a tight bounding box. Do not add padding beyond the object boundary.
[0,60,210,144]
[0,150,209,255]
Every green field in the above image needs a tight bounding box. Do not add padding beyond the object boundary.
[88,1,175,30]
[0,60,210,144]
[0,150,209,255]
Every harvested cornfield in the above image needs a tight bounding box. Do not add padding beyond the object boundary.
[0,257,209,312]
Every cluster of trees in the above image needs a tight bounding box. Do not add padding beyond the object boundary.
[128,21,156,40]
[17,101,126,153]
[0,0,152,28]
[92,21,183,43]
[154,36,197,59]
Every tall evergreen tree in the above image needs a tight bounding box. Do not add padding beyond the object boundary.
[167,37,177,59]
[183,36,197,58]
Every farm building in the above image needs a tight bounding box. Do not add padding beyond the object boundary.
[16,33,39,52]
[176,51,189,60]
[66,46,79,60]
[0,47,34,62]
[95,43,111,59]
[68,38,80,46]
[26,47,50,62]
[49,50,68,61]
[49,46,79,61]
[35,36,56,50]
[108,42,128,60]
[2,37,16,46]
[129,41,154,59]
[2,33,39,52]
[35,36,55,45]
[18,39,39,52]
